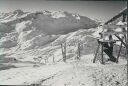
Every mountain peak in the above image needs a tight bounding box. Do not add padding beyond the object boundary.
[13,9,24,15]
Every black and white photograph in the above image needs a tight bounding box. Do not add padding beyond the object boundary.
[0,0,127,86]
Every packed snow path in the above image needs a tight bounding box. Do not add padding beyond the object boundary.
[0,63,72,85]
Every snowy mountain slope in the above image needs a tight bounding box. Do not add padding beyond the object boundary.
[0,10,127,86]
[41,57,127,86]
[0,29,97,64]
[0,10,98,50]
[0,63,72,85]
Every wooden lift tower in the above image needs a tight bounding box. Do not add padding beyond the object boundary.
[93,7,127,64]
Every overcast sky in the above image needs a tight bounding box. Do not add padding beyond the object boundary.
[0,0,127,22]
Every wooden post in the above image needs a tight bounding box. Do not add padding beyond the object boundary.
[126,32,128,83]
[126,15,128,83]
[101,42,104,64]
[122,13,126,22]
[61,44,64,62]
[93,41,100,63]
[122,13,127,43]
[44,58,47,64]
[64,42,66,62]
[45,57,48,64]
[116,43,123,63]
[61,43,66,62]
[76,42,81,60]
[53,54,55,63]
[122,12,128,81]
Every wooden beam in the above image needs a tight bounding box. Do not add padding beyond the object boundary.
[104,7,127,25]
[114,34,127,47]
[103,24,127,29]
[103,31,127,35]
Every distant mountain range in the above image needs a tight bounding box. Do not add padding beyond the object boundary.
[0,9,99,62]
[0,9,98,33]
[0,9,98,48]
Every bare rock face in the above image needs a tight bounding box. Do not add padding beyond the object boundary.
[0,32,18,48]
[0,39,16,48]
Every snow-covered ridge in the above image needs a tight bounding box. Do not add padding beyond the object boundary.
[0,10,98,35]
[0,10,82,23]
